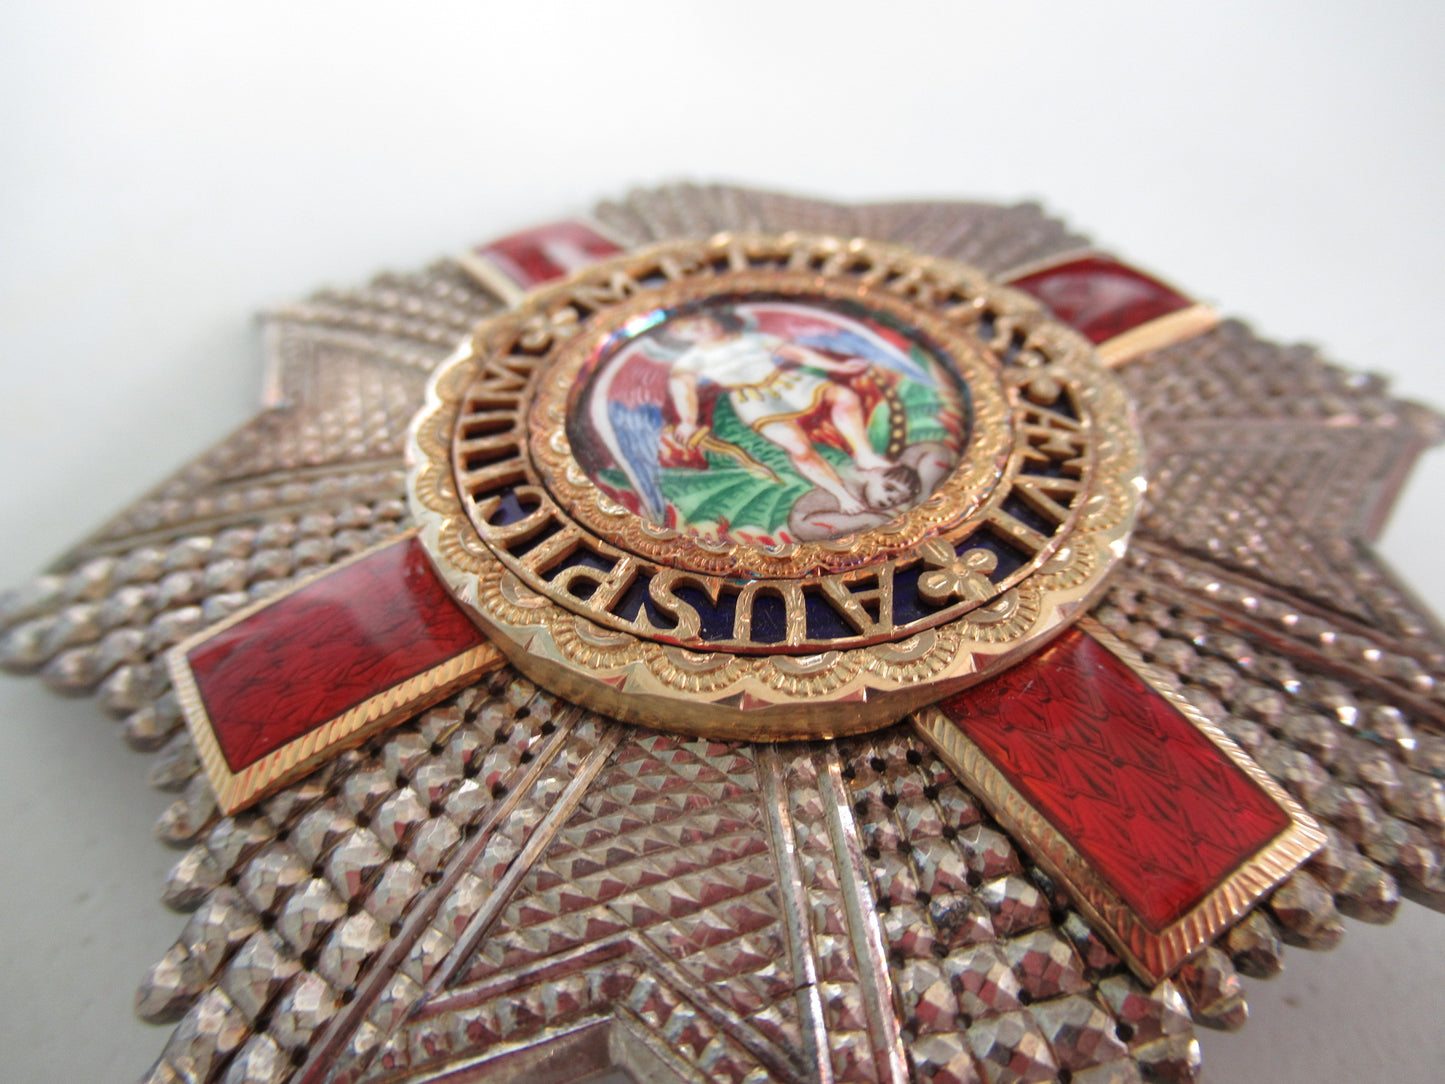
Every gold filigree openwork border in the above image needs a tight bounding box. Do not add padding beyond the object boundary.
[408,234,1145,739]
[455,236,1135,656]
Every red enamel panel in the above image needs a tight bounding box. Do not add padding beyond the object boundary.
[187,537,488,772]
[937,629,1290,931]
[473,220,624,291]
[1007,256,1192,344]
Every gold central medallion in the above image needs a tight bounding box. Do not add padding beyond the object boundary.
[409,234,1145,738]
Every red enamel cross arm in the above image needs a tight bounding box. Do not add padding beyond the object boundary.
[914,624,1323,983]
[1002,252,1219,365]
[167,223,627,813]
[168,534,501,813]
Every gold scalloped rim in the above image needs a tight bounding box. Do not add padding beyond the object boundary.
[407,234,1144,739]
[452,234,1130,654]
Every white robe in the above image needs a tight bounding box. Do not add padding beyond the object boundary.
[672,332,830,430]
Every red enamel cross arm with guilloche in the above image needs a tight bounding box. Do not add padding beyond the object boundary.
[166,222,634,815]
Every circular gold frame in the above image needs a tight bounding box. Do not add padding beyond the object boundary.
[529,272,1014,580]
[408,233,1144,740]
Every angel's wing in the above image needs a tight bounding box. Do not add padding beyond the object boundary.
[589,349,673,519]
[795,326,931,382]
[748,302,933,382]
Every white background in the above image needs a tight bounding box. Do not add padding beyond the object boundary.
[1,3,1442,1081]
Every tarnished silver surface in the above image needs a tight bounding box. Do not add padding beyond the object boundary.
[2,184,1443,1082]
